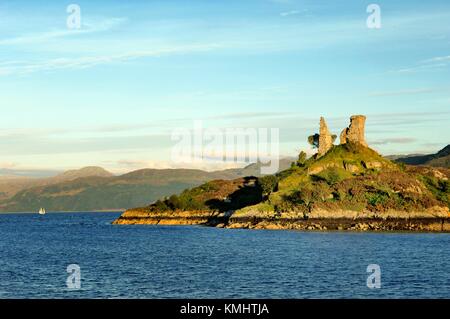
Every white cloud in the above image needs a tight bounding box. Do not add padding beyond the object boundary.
[391,54,450,74]
[421,55,450,63]
[367,88,439,97]
[392,63,447,74]
[0,43,223,76]
[0,17,127,46]
[370,138,417,145]
[280,10,301,17]
[1,10,449,77]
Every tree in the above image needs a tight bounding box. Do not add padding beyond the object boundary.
[297,151,307,167]
[308,134,337,150]
[153,199,169,212]
[167,194,181,209]
[308,133,320,149]
[258,175,279,197]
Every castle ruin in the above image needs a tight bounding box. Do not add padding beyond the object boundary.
[318,117,334,157]
[315,115,368,157]
[339,115,368,147]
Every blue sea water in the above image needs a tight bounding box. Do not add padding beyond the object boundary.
[0,212,449,299]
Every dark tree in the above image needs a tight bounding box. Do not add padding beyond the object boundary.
[308,133,320,149]
[258,175,279,197]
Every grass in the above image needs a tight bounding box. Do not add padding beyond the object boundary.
[308,143,396,174]
[311,167,352,185]
[420,175,450,208]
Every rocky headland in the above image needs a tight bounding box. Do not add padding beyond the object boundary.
[113,115,450,232]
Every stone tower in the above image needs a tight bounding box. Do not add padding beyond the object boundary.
[318,117,334,156]
[340,115,368,147]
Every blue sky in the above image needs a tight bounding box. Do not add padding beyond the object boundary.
[0,0,449,174]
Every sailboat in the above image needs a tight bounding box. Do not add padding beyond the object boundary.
[38,208,46,215]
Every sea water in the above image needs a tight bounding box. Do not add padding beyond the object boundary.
[0,212,449,298]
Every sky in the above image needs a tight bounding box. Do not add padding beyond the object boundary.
[0,0,449,175]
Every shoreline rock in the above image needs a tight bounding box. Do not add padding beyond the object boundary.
[113,208,450,232]
[224,216,450,232]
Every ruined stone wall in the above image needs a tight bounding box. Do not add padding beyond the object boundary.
[318,117,333,156]
[340,115,368,147]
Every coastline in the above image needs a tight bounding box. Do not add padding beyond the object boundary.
[112,209,450,232]
[0,210,123,215]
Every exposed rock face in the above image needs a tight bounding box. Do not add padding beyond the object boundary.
[225,216,450,232]
[114,208,450,232]
[318,117,334,156]
[340,115,368,147]
[340,128,348,145]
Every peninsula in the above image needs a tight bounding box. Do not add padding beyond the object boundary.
[113,115,450,232]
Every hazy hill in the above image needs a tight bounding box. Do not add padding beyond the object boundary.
[0,176,35,201]
[52,166,113,182]
[220,158,294,177]
[389,145,450,168]
[0,166,114,203]
[0,160,293,212]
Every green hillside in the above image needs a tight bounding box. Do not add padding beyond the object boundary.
[123,143,450,223]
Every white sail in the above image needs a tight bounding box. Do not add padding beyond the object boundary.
[38,208,46,215]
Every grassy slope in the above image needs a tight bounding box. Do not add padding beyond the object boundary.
[130,177,263,214]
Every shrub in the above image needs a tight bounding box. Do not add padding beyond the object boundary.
[297,151,307,167]
[153,199,170,211]
[258,175,279,197]
[397,162,407,171]
[177,193,206,210]
[297,188,314,206]
[198,182,218,192]
[366,192,389,206]
[439,180,449,193]
[421,175,450,207]
[311,182,332,202]
[313,168,351,185]
[327,170,341,185]
[347,183,367,202]
[167,194,181,209]
[283,182,331,207]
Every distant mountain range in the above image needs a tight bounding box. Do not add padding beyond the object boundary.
[387,145,450,168]
[0,159,293,212]
[0,166,113,202]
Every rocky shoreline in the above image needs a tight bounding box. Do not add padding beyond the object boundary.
[113,209,450,232]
